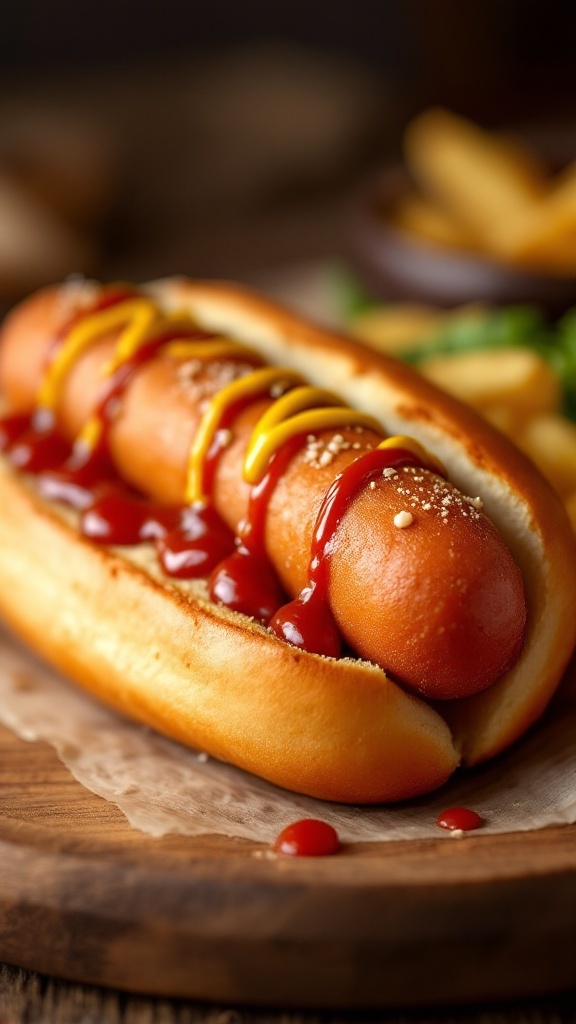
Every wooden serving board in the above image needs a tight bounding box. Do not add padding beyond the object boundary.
[0,722,575,1010]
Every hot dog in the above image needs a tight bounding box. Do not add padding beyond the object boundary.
[0,277,574,803]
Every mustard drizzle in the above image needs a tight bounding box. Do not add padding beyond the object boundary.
[37,298,158,416]
[44,287,445,508]
[185,367,304,504]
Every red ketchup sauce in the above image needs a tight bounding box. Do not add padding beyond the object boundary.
[273,819,340,857]
[0,299,239,577]
[0,413,70,473]
[0,287,437,666]
[1,288,139,481]
[436,807,484,832]
[269,447,422,657]
[73,323,238,572]
[208,437,302,623]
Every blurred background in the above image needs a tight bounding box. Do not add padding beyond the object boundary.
[0,0,575,306]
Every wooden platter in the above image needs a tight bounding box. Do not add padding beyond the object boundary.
[0,722,575,1009]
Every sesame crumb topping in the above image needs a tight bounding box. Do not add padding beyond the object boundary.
[394,510,414,529]
[177,359,254,403]
[318,450,334,468]
[302,431,371,469]
[382,466,483,523]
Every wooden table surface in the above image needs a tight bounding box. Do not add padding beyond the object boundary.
[1,720,575,1023]
[0,964,574,1024]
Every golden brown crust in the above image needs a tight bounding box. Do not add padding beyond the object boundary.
[0,277,575,801]
[0,458,459,803]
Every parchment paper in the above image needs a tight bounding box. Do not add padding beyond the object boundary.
[1,624,574,843]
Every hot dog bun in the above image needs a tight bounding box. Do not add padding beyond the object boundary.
[0,277,574,803]
[0,285,527,701]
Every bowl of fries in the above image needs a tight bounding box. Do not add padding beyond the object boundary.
[350,109,576,315]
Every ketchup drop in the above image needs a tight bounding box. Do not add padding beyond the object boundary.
[207,441,298,623]
[0,413,31,450]
[270,446,422,657]
[436,807,484,832]
[270,584,341,658]
[80,491,182,546]
[273,819,340,857]
[7,423,70,474]
[208,548,286,624]
[157,505,235,579]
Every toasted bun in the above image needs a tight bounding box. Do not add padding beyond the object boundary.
[0,277,575,802]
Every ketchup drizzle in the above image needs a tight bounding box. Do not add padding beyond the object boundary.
[0,285,441,662]
[75,324,249,571]
[4,416,71,474]
[156,505,236,579]
[207,437,302,623]
[270,447,421,657]
[81,490,182,546]
[37,447,118,510]
[1,307,240,576]
[0,413,31,451]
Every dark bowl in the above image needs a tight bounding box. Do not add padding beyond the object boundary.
[348,167,576,318]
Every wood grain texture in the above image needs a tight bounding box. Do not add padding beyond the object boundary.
[0,964,574,1024]
[0,722,575,1010]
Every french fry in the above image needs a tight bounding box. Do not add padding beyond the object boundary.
[517,413,576,497]
[501,162,576,269]
[391,192,477,249]
[419,347,561,417]
[351,303,487,356]
[404,108,547,257]
[350,304,446,354]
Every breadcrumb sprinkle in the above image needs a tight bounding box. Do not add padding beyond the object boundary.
[176,360,254,409]
[301,431,373,469]
[394,510,414,528]
[383,466,484,523]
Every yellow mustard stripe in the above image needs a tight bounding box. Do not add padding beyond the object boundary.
[78,337,254,455]
[36,298,158,413]
[244,406,383,485]
[74,416,103,456]
[378,434,446,476]
[250,385,344,435]
[35,282,446,508]
[101,308,203,369]
[164,339,254,361]
[185,367,304,504]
